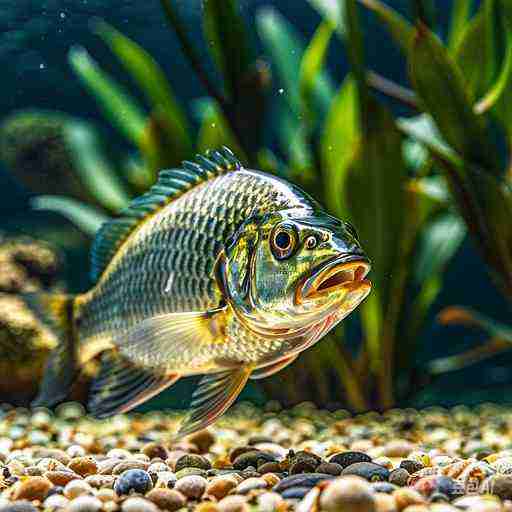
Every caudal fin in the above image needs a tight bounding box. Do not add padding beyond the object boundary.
[23,292,78,408]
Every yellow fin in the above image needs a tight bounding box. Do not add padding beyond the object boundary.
[174,366,253,439]
[250,354,298,380]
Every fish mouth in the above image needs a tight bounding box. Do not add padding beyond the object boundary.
[300,254,371,301]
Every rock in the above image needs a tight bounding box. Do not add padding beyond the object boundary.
[68,457,98,477]
[413,476,459,499]
[175,467,208,479]
[11,476,52,501]
[45,470,82,486]
[273,473,335,493]
[281,487,311,499]
[374,492,396,512]
[112,461,150,475]
[174,454,211,472]
[400,460,424,475]
[393,488,426,510]
[382,440,414,458]
[389,468,409,487]
[235,477,267,494]
[217,495,249,512]
[232,451,277,470]
[329,451,372,469]
[259,462,282,474]
[43,494,69,510]
[121,497,159,512]
[316,462,343,476]
[319,476,376,512]
[342,462,390,482]
[67,496,103,512]
[0,502,37,512]
[371,482,397,494]
[142,443,168,461]
[64,480,94,499]
[146,489,186,511]
[289,451,321,474]
[206,476,238,500]
[257,492,284,512]
[174,475,207,500]
[186,430,215,454]
[481,474,512,500]
[114,469,153,496]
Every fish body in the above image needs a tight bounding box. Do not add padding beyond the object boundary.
[26,148,371,437]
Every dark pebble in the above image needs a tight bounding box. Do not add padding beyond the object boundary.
[232,450,277,470]
[229,446,254,463]
[328,451,371,469]
[174,454,211,472]
[247,435,273,445]
[315,463,342,476]
[259,462,283,474]
[46,486,65,497]
[430,492,450,503]
[481,475,512,500]
[399,459,424,474]
[114,469,153,496]
[414,475,459,499]
[273,473,335,493]
[289,452,321,474]
[371,482,397,494]
[281,487,311,500]
[341,462,390,482]
[389,468,409,487]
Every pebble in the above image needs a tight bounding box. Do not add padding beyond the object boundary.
[232,451,277,470]
[121,497,159,512]
[329,451,372,468]
[68,457,98,477]
[114,469,153,496]
[186,431,216,454]
[319,476,376,512]
[64,480,94,499]
[43,493,69,509]
[217,495,249,512]
[341,462,390,482]
[206,476,238,500]
[142,444,168,461]
[174,474,207,499]
[235,477,267,494]
[174,454,211,472]
[273,473,335,493]
[389,468,410,487]
[11,476,52,500]
[67,496,103,512]
[146,489,186,511]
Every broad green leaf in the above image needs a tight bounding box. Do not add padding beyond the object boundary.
[95,21,192,164]
[31,196,108,236]
[69,46,146,145]
[448,0,473,52]
[256,7,335,120]
[321,76,358,216]
[63,120,131,213]
[357,0,414,53]
[306,0,346,36]
[299,21,335,119]
[409,25,501,176]
[203,0,254,100]
[194,98,246,162]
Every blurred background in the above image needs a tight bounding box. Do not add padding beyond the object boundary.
[1,0,511,412]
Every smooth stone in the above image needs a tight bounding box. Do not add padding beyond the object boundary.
[341,462,390,482]
[329,451,371,469]
[273,473,335,493]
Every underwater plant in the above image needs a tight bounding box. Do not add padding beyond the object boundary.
[2,0,508,412]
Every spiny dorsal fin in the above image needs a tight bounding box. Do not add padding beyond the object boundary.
[90,147,241,282]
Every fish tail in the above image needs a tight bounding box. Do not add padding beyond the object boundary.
[22,292,79,408]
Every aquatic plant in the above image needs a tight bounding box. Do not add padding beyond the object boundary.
[1,0,508,412]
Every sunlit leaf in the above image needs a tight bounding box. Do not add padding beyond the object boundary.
[256,7,335,119]
[69,46,146,145]
[306,0,346,36]
[203,0,254,100]
[321,76,358,216]
[63,119,131,213]
[448,0,473,52]
[95,21,192,164]
[357,0,414,53]
[299,21,335,120]
[31,196,108,237]
[409,25,501,176]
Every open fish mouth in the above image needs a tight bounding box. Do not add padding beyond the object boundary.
[300,254,371,301]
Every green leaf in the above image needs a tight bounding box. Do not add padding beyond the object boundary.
[62,119,131,213]
[194,98,246,162]
[69,46,146,145]
[31,196,108,237]
[448,0,473,52]
[321,76,358,216]
[357,0,414,53]
[256,7,335,119]
[299,21,335,118]
[306,0,346,36]
[95,21,192,164]
[203,0,254,100]
[409,25,501,176]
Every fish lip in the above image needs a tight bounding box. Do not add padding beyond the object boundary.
[298,253,371,302]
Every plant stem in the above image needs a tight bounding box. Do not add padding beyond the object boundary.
[366,70,418,110]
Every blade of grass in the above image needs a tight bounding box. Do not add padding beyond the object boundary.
[306,0,347,37]
[448,0,473,52]
[69,46,146,146]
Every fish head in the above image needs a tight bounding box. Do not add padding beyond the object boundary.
[219,208,371,334]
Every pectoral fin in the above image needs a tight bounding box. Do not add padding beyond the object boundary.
[118,308,227,367]
[250,354,298,380]
[174,366,253,439]
[88,350,180,418]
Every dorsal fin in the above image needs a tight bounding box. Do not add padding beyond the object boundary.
[90,147,241,282]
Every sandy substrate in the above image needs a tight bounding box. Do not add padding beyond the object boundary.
[0,401,510,512]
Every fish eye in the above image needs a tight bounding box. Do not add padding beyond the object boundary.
[271,225,297,260]
[304,235,317,250]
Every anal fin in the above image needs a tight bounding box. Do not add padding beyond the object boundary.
[174,366,252,439]
[250,354,298,380]
[88,351,180,418]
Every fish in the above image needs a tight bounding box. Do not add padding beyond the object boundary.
[24,147,371,437]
